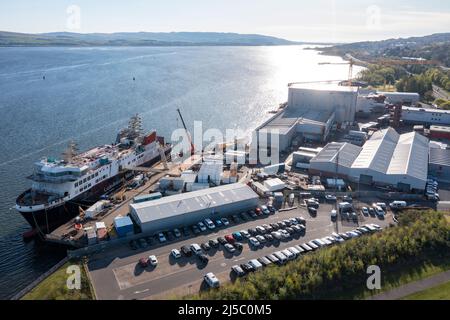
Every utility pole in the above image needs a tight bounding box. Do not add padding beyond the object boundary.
[335,145,339,233]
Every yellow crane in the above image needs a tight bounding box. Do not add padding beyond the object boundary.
[318,58,355,86]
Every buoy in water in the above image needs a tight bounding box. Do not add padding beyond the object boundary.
[133,77,135,81]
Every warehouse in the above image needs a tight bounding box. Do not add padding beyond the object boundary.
[309,142,362,177]
[307,128,429,191]
[379,92,420,105]
[429,125,450,140]
[350,128,429,191]
[429,147,450,182]
[130,183,259,234]
[287,83,358,123]
[402,107,450,126]
[254,107,335,154]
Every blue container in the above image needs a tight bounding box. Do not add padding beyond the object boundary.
[114,216,134,238]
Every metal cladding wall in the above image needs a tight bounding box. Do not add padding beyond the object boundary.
[133,198,258,234]
[130,184,259,234]
[288,87,357,123]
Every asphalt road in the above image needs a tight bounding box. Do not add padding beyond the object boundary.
[433,84,450,101]
[88,198,392,300]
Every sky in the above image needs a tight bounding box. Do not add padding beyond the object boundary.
[1,0,450,43]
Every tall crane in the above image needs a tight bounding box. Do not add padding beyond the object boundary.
[176,108,195,156]
[318,58,355,86]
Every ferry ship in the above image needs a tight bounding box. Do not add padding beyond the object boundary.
[16,114,171,233]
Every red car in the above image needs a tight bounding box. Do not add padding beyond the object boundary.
[139,257,149,267]
[255,207,262,216]
[225,234,236,244]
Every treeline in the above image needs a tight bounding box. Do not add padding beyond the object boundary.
[189,211,450,300]
[396,68,450,102]
[357,65,406,87]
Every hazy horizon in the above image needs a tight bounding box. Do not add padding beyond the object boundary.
[1,1,449,43]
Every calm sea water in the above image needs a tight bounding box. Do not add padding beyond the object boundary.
[0,45,362,299]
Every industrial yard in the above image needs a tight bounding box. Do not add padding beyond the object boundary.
[35,81,450,300]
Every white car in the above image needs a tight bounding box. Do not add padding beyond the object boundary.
[158,233,167,243]
[361,207,369,215]
[204,218,215,230]
[248,259,263,270]
[325,194,337,201]
[256,235,267,244]
[240,230,251,239]
[249,237,261,247]
[197,222,207,232]
[148,255,158,266]
[224,243,236,253]
[171,249,181,259]
[330,209,337,219]
[204,272,220,288]
[271,231,282,240]
[190,243,202,255]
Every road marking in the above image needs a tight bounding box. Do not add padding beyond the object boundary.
[134,288,150,295]
[220,262,227,267]
[234,257,245,262]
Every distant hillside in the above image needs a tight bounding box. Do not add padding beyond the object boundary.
[0,31,302,47]
[319,33,450,67]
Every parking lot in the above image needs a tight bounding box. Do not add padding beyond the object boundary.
[87,196,393,300]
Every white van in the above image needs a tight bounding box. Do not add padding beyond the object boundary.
[273,251,287,264]
[204,272,220,288]
[190,243,202,255]
[248,259,263,270]
[389,201,407,209]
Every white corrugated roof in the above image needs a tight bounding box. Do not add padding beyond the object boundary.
[131,183,258,224]
[351,128,399,172]
[311,142,362,168]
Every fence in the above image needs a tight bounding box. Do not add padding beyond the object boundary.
[10,257,69,300]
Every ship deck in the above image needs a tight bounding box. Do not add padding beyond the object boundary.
[45,155,203,246]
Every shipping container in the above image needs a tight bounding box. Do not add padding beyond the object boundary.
[133,192,163,204]
[114,216,134,238]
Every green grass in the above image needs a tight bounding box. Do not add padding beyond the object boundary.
[21,260,94,300]
[402,281,450,300]
[327,254,450,300]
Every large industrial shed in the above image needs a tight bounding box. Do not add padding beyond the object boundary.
[429,147,450,182]
[287,83,358,123]
[130,183,259,234]
[349,128,429,191]
[307,128,429,191]
[309,142,362,177]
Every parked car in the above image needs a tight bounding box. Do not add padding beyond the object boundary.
[166,231,175,241]
[182,226,191,236]
[233,242,243,251]
[224,243,236,253]
[249,237,261,247]
[389,201,407,209]
[248,228,258,236]
[215,219,223,228]
[325,194,337,201]
[264,234,274,242]
[240,212,249,221]
[271,231,282,241]
[300,243,313,252]
[232,232,243,241]
[256,226,266,234]
[343,195,353,202]
[240,263,255,273]
[248,259,263,270]
[208,239,219,248]
[260,205,270,215]
[225,234,236,244]
[351,211,358,221]
[296,217,306,225]
[285,227,295,235]
[139,257,149,267]
[138,238,147,248]
[267,205,276,213]
[361,207,369,216]
[231,215,240,223]
[231,265,246,277]
[181,245,192,257]
[201,242,211,251]
[368,207,376,216]
[258,256,272,267]
[330,209,337,220]
[171,249,181,259]
[198,254,209,264]
[173,228,181,238]
[262,224,273,232]
[190,243,202,255]
[248,210,257,219]
[240,230,251,239]
[197,222,207,232]
[255,207,262,216]
[266,254,280,265]
[130,240,138,250]
[308,207,318,215]
[158,233,167,243]
[148,255,158,266]
[204,218,215,230]
[204,272,220,288]
[192,225,201,235]
[217,237,228,245]
[256,235,267,244]
[221,217,230,226]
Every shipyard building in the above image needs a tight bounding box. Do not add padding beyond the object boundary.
[309,128,429,191]
[253,84,358,156]
[402,107,450,126]
[130,183,259,234]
